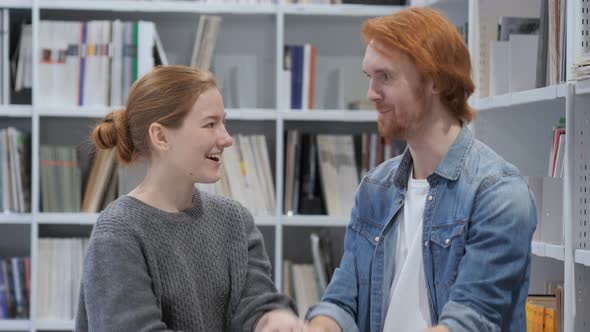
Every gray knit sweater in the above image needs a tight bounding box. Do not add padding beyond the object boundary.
[75,189,294,332]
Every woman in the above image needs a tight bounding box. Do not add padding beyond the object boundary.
[75,65,304,332]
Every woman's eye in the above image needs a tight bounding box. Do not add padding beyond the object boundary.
[205,122,215,128]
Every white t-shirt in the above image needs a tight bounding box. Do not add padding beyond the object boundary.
[382,171,431,331]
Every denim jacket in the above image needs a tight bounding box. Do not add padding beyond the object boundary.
[306,126,537,332]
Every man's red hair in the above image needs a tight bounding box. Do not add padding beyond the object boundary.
[362,7,475,123]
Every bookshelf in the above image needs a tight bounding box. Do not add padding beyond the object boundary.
[532,241,566,261]
[0,0,587,330]
[472,83,567,112]
[575,249,590,267]
[0,319,30,331]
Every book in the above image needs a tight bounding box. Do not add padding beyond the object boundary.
[498,16,540,41]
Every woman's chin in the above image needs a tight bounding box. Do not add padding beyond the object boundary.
[196,174,222,184]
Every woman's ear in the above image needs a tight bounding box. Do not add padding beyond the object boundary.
[148,122,169,152]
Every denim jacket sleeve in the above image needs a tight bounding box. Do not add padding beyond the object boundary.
[305,242,361,332]
[438,173,537,331]
[305,197,361,332]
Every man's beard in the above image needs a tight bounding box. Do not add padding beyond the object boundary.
[378,114,407,140]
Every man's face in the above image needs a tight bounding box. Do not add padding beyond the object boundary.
[362,42,433,140]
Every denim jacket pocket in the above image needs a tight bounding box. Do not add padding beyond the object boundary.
[429,220,467,292]
[349,216,383,246]
[430,220,467,248]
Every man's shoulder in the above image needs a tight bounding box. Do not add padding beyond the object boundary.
[466,139,525,190]
[362,154,403,187]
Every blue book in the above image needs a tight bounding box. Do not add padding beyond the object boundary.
[289,45,304,110]
[0,260,8,318]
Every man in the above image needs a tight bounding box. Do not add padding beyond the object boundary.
[305,7,536,332]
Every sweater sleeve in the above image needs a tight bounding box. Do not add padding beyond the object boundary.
[230,206,297,332]
[76,230,178,332]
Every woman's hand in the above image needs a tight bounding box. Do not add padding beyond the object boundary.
[255,309,317,332]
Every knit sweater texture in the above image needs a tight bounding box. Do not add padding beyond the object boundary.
[75,189,294,332]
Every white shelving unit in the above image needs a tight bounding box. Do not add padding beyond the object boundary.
[0,319,31,331]
[0,213,33,224]
[0,1,402,330]
[0,0,588,330]
[532,241,566,261]
[281,215,349,227]
[0,1,32,9]
[33,320,75,331]
[0,105,33,117]
[279,110,377,122]
[575,249,590,267]
[472,84,568,112]
[39,0,277,14]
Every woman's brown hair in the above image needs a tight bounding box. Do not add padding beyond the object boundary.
[91,65,217,163]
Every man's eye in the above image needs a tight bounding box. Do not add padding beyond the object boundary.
[380,73,390,82]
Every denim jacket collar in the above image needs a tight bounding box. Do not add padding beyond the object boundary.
[393,125,474,190]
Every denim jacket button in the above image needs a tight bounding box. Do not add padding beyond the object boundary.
[427,195,433,201]
[375,236,380,242]
[424,241,428,247]
[444,238,450,245]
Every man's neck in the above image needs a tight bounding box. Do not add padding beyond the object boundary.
[406,109,462,180]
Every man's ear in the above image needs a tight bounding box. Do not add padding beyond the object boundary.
[148,122,169,152]
[427,77,439,95]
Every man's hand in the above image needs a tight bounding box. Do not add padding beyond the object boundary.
[307,315,342,332]
[423,325,451,332]
[255,309,317,332]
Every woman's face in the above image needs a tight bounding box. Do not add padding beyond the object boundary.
[165,88,234,184]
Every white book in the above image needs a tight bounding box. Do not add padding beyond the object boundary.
[0,130,8,212]
[36,240,46,318]
[222,145,247,208]
[247,136,271,215]
[310,233,327,292]
[255,135,275,214]
[509,34,538,93]
[554,133,565,178]
[281,68,291,110]
[292,264,310,317]
[98,21,112,107]
[138,21,156,78]
[489,40,510,96]
[239,135,265,215]
[284,131,297,215]
[14,24,32,92]
[334,135,358,216]
[62,240,71,319]
[38,21,55,105]
[190,15,206,68]
[301,44,311,111]
[83,21,100,106]
[110,20,123,106]
[72,239,84,319]
[316,135,340,216]
[8,128,24,212]
[199,16,221,71]
[63,21,82,106]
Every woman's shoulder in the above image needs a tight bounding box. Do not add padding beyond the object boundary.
[198,190,253,224]
[92,196,143,238]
